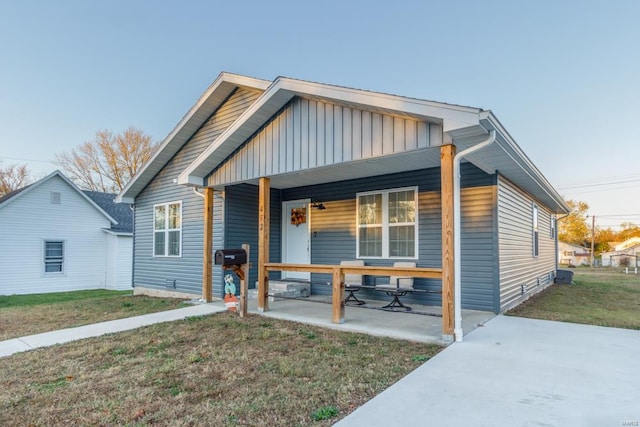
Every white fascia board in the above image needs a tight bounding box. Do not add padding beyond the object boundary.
[481,114,570,214]
[116,72,270,202]
[118,196,135,204]
[102,228,133,236]
[179,83,296,184]
[279,78,482,125]
[0,170,120,224]
[54,172,120,224]
[177,174,206,186]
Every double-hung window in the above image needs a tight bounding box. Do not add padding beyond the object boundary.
[154,201,182,257]
[357,187,417,259]
[44,241,64,273]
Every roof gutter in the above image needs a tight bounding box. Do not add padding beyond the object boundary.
[453,129,496,342]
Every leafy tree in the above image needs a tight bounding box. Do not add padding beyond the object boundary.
[54,127,157,193]
[0,163,33,197]
[558,199,590,245]
[617,222,640,242]
[594,227,616,252]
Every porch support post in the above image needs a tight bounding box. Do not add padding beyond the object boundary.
[258,177,270,312]
[441,144,456,338]
[202,187,214,302]
[332,266,345,324]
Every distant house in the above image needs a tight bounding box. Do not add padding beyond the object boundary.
[117,71,569,325]
[0,171,132,295]
[558,241,591,266]
[601,237,640,267]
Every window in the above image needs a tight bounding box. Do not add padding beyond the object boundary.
[154,201,182,257]
[357,187,417,259]
[532,204,539,257]
[550,215,556,238]
[44,241,64,273]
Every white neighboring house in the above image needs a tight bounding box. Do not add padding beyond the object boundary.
[600,237,640,267]
[0,170,133,295]
[558,241,591,266]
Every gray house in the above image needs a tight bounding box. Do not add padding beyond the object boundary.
[117,72,568,340]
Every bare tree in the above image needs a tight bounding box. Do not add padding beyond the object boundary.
[55,127,157,192]
[0,163,32,197]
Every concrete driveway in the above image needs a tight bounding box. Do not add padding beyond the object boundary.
[336,315,640,427]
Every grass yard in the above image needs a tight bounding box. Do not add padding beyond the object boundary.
[0,290,189,341]
[506,268,640,329]
[0,312,441,426]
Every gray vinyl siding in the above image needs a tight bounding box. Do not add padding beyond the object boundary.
[207,97,441,187]
[133,88,262,295]
[280,163,497,311]
[224,184,282,294]
[497,174,556,311]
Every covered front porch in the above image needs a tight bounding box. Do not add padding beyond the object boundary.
[200,143,463,341]
[244,295,495,344]
[177,76,547,341]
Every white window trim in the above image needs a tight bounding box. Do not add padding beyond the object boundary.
[356,186,418,260]
[44,240,65,275]
[550,214,556,239]
[153,200,183,257]
[532,204,539,257]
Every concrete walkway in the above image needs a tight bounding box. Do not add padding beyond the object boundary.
[0,303,226,358]
[336,315,640,427]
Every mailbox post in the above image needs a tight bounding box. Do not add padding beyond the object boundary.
[214,245,249,317]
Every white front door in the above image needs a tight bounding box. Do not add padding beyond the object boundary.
[282,199,311,280]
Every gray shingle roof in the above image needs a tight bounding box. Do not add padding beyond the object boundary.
[83,190,133,233]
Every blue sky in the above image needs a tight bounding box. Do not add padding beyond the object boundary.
[1,1,639,228]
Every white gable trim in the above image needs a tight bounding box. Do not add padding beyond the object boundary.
[0,170,118,224]
[178,77,484,185]
[116,72,270,203]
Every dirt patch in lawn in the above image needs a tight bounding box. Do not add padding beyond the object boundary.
[0,312,442,426]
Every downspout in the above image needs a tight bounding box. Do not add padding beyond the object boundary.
[453,129,496,342]
[130,204,135,291]
[193,187,205,198]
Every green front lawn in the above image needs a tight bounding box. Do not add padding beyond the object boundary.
[506,268,640,329]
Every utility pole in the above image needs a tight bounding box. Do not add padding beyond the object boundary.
[590,215,595,267]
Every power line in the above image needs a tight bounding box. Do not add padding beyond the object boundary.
[0,155,55,164]
[557,173,640,192]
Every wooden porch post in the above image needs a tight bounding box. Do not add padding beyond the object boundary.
[332,266,345,324]
[441,144,456,337]
[202,187,214,302]
[258,177,270,312]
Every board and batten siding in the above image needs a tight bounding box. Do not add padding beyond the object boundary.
[207,97,442,187]
[278,164,498,311]
[0,175,111,295]
[497,175,556,311]
[134,87,263,296]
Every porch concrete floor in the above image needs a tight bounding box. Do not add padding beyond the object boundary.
[246,296,495,344]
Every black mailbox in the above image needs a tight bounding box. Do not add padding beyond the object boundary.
[215,249,247,266]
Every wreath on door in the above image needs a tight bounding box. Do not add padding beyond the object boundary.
[291,207,306,226]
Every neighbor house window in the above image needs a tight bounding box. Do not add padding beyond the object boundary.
[357,187,417,258]
[532,204,539,257]
[44,241,64,273]
[154,201,182,257]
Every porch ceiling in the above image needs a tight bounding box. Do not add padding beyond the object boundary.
[217,125,568,214]
[256,146,444,190]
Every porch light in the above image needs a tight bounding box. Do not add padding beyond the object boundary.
[311,198,326,210]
